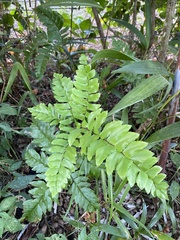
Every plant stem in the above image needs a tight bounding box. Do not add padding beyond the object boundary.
[158,48,180,172]
[158,0,177,63]
[92,7,107,49]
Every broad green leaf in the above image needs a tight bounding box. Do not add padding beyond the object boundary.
[123,141,148,158]
[109,75,169,115]
[0,122,19,133]
[79,19,92,31]
[78,227,87,240]
[151,230,175,240]
[115,132,139,152]
[136,171,148,189]
[146,166,162,179]
[113,60,169,76]
[169,181,179,201]
[92,49,138,64]
[146,122,180,144]
[0,196,16,212]
[0,103,17,115]
[170,152,180,168]
[105,152,122,175]
[132,150,154,162]
[43,0,103,8]
[8,175,36,191]
[100,121,124,139]
[96,144,114,166]
[117,156,132,180]
[127,164,140,187]
[5,216,23,233]
[70,173,99,212]
[144,178,153,194]
[0,212,23,233]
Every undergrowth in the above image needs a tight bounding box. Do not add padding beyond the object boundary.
[18,54,170,239]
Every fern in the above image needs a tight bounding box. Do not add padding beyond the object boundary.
[70,172,100,212]
[26,54,168,223]
[25,120,56,151]
[22,180,53,222]
[35,46,52,80]
[35,5,64,42]
[25,149,48,176]
[132,98,159,124]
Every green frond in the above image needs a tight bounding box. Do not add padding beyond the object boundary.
[70,172,100,212]
[27,54,168,210]
[53,74,73,104]
[25,149,48,175]
[28,120,56,151]
[70,55,101,121]
[29,103,60,125]
[46,133,77,197]
[35,6,64,42]
[35,46,51,80]
[22,181,53,222]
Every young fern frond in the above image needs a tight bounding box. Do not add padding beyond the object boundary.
[26,54,168,222]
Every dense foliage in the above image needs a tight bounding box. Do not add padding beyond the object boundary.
[0,0,179,239]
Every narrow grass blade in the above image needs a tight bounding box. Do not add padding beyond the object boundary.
[147,204,165,229]
[113,202,153,237]
[167,205,177,234]
[113,213,132,239]
[109,75,169,115]
[2,62,33,102]
[146,122,180,144]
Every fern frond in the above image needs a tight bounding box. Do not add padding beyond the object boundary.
[29,103,60,125]
[35,46,51,80]
[84,118,168,199]
[46,133,77,197]
[27,54,168,204]
[22,180,53,222]
[25,149,48,175]
[70,55,101,121]
[70,172,99,212]
[35,6,64,42]
[26,120,56,152]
